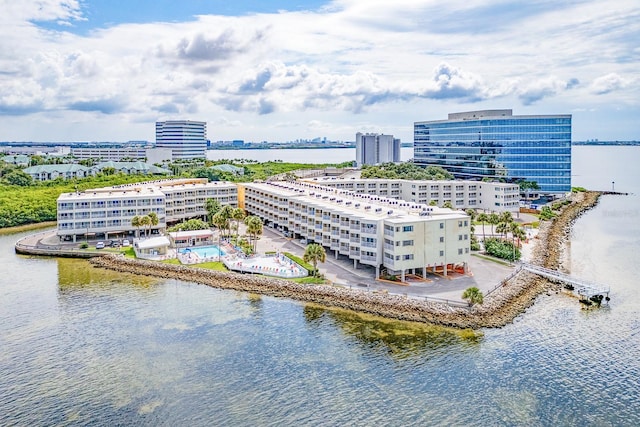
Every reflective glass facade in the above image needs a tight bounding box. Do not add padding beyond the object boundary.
[156,120,207,160]
[414,111,572,193]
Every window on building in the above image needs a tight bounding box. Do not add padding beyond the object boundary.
[402,240,414,246]
[402,225,414,232]
[439,250,444,256]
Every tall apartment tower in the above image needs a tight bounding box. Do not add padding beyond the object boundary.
[355,132,401,166]
[155,120,207,160]
[414,110,572,193]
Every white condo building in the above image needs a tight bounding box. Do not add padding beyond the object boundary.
[71,146,148,161]
[242,181,470,280]
[155,120,207,160]
[355,132,401,166]
[56,178,237,242]
[301,178,520,212]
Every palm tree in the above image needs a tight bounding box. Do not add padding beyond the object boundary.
[510,222,526,248]
[465,208,477,223]
[148,212,159,235]
[244,215,263,252]
[303,243,326,277]
[499,211,513,225]
[442,200,454,210]
[476,212,488,242]
[232,207,245,239]
[139,215,151,238]
[218,205,235,238]
[205,198,221,224]
[496,212,514,240]
[488,213,500,237]
[131,215,141,238]
[212,211,230,249]
[462,287,484,306]
[495,221,509,240]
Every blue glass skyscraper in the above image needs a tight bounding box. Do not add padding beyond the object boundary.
[414,110,572,193]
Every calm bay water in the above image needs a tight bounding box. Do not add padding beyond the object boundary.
[206,146,415,164]
[1,146,639,426]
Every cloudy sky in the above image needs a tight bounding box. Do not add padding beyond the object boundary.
[1,0,638,143]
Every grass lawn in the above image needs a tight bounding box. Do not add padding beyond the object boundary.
[193,262,228,271]
[0,221,57,235]
[292,276,327,284]
[471,252,513,266]
[121,247,136,258]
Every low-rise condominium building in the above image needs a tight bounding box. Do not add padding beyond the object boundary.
[241,181,470,280]
[56,178,237,242]
[301,177,520,212]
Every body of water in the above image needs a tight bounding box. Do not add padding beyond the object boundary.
[207,146,415,164]
[1,146,639,426]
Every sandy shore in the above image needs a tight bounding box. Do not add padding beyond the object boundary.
[89,191,602,329]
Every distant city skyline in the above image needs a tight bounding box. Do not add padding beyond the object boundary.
[1,1,638,143]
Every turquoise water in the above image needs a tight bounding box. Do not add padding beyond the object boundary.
[1,146,639,426]
[180,245,225,258]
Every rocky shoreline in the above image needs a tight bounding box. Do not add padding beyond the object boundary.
[89,191,603,329]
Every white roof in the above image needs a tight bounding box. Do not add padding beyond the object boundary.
[169,229,214,239]
[136,235,171,249]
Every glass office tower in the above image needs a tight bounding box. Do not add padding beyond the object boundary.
[155,120,207,160]
[414,110,571,193]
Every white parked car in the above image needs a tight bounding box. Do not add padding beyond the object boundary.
[122,239,131,247]
[95,241,105,249]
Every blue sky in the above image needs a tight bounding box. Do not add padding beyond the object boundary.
[1,0,638,142]
[36,0,330,34]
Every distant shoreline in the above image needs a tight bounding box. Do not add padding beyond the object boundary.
[207,142,639,150]
[207,145,355,150]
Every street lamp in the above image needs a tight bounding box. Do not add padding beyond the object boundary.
[612,181,615,192]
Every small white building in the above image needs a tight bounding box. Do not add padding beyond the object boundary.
[134,235,172,260]
[168,229,215,248]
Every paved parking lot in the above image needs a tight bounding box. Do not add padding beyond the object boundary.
[256,225,518,303]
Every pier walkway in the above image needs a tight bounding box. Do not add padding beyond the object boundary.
[521,262,610,299]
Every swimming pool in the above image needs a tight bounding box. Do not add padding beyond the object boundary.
[179,245,225,259]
